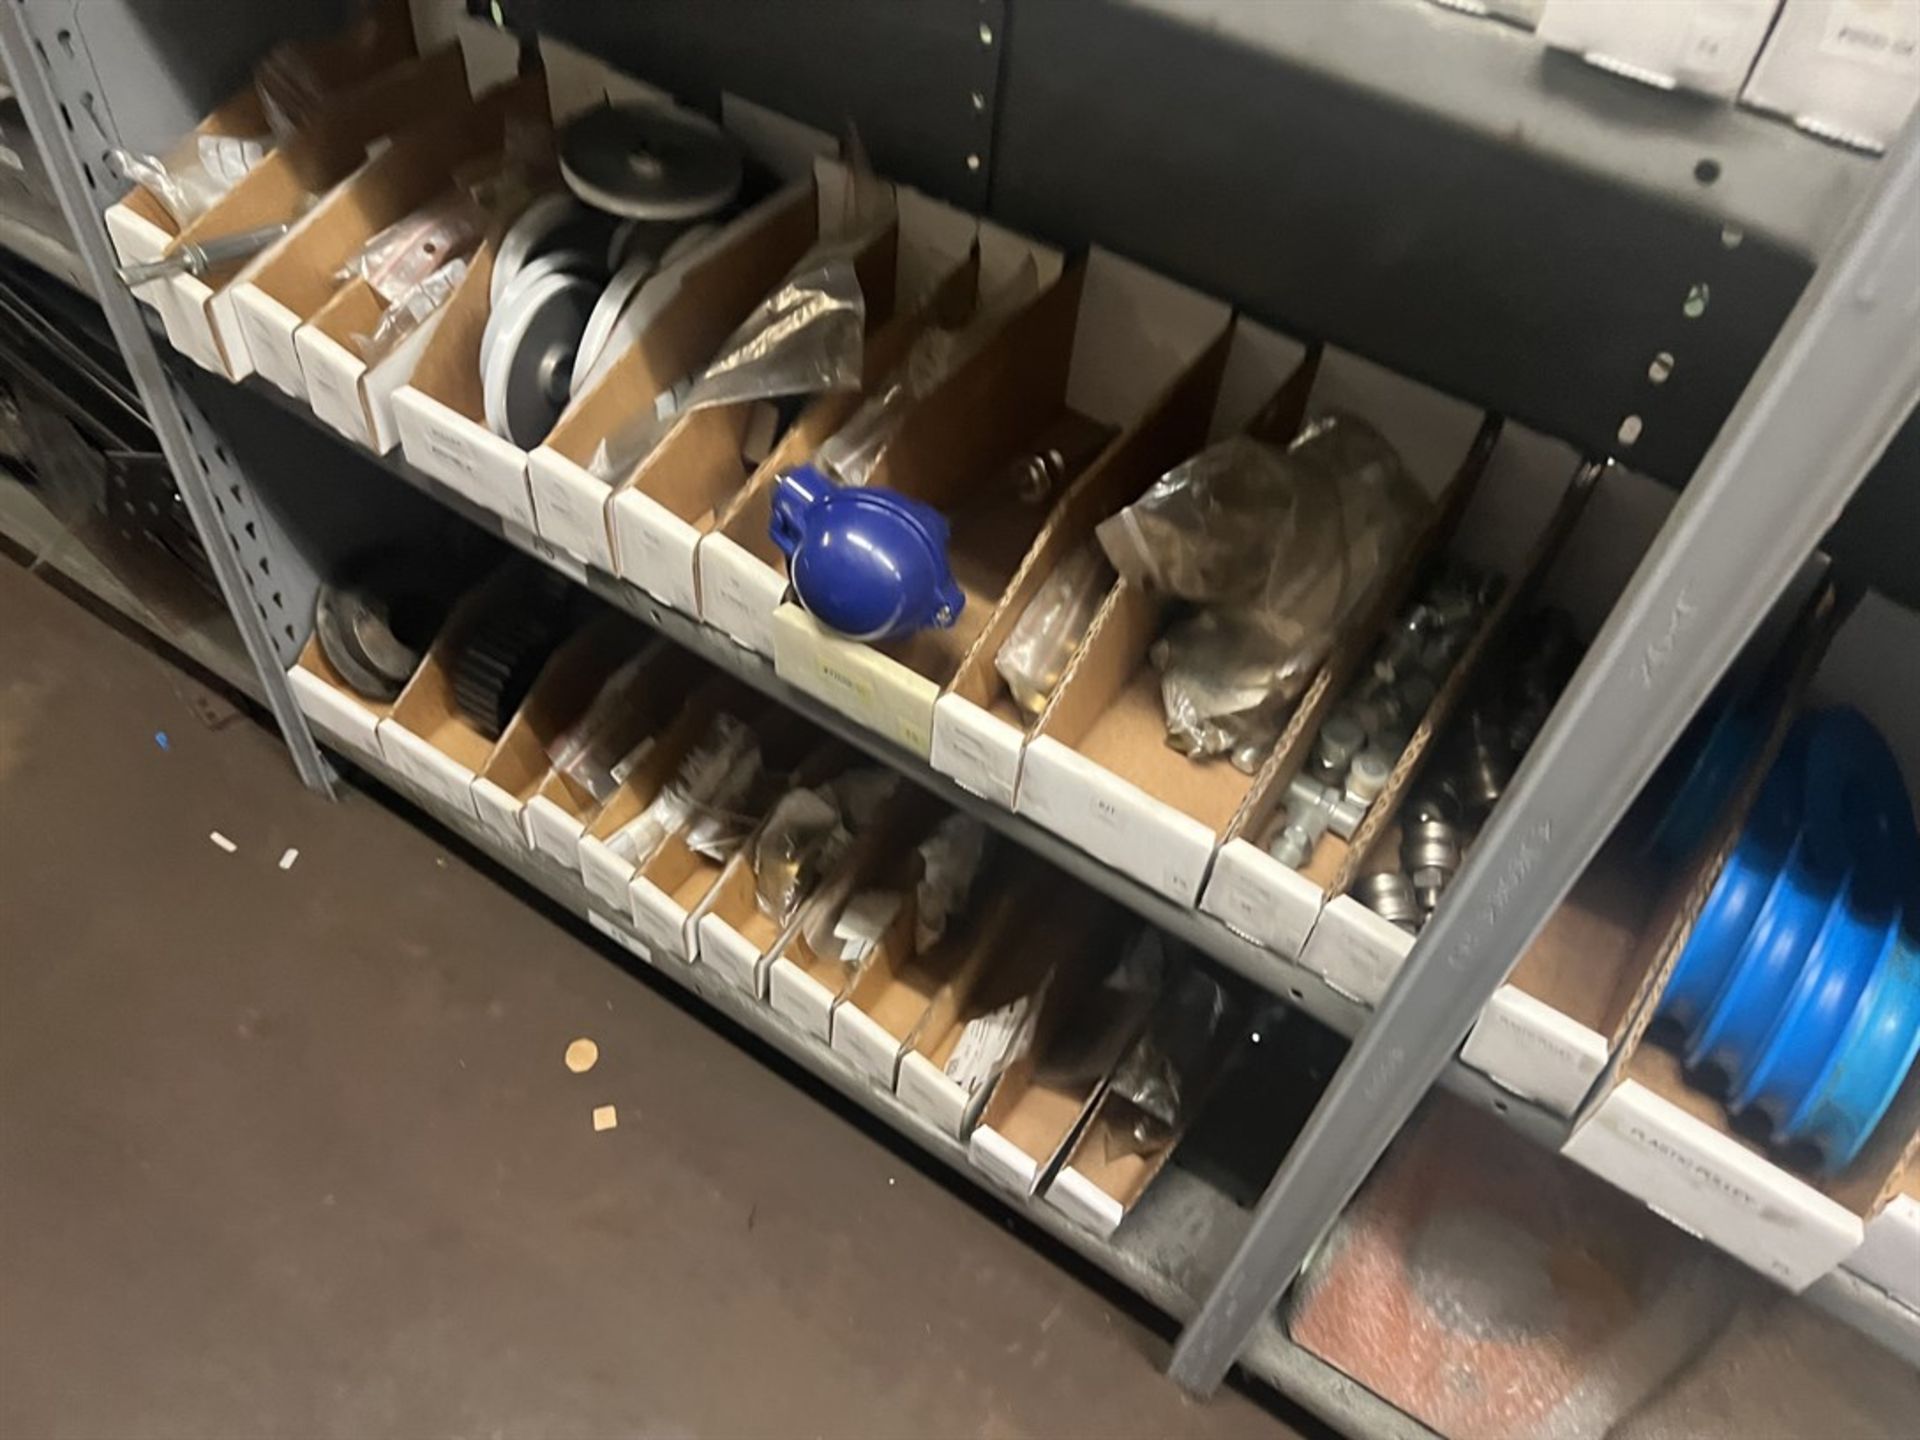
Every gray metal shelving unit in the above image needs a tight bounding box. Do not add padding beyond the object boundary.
[4,0,1916,1426]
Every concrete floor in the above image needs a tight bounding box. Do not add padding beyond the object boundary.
[0,557,1312,1439]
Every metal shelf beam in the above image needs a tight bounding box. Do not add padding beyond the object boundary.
[1169,108,1920,1395]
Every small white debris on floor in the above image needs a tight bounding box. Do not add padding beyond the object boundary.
[565,1038,599,1074]
[209,831,237,854]
[278,848,299,871]
[592,1104,618,1133]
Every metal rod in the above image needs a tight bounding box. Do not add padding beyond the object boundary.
[0,7,334,794]
[1169,110,1920,1395]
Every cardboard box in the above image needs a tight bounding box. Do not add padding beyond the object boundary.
[1846,1167,1920,1311]
[1538,0,1781,98]
[230,74,544,401]
[931,319,1308,811]
[1556,590,1920,1289]
[113,49,470,381]
[893,894,1100,1140]
[969,930,1162,1198]
[1020,348,1497,909]
[1743,0,1920,152]
[373,568,530,820]
[1456,567,1833,1122]
[1045,973,1240,1237]
[625,713,824,963]
[469,611,649,855]
[518,178,822,563]
[770,249,1234,760]
[693,756,905,996]
[288,630,405,765]
[574,675,752,916]
[829,856,1042,1089]
[764,789,945,1041]
[1280,450,1601,1001]
[519,638,701,873]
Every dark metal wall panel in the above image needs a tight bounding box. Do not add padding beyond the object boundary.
[986,0,1816,485]
[485,0,1003,209]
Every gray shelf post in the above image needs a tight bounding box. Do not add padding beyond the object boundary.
[0,5,336,794]
[1169,112,1920,1396]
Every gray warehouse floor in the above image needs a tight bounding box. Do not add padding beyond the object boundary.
[0,556,1310,1438]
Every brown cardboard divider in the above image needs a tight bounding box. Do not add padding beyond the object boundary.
[971,921,1161,1192]
[772,787,947,1009]
[842,859,1030,1050]
[523,640,709,848]
[630,709,826,924]
[1041,415,1505,865]
[944,345,1318,743]
[539,184,822,476]
[240,74,548,341]
[173,48,473,288]
[579,675,761,855]
[475,611,650,811]
[1052,987,1243,1229]
[621,219,930,557]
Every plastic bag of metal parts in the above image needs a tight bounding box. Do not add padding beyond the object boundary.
[607,713,759,868]
[751,767,899,924]
[544,649,667,803]
[995,541,1115,720]
[914,814,989,954]
[589,241,870,480]
[813,254,1041,488]
[1097,417,1427,761]
[338,192,488,303]
[1102,962,1228,1159]
[114,137,267,229]
[682,739,766,862]
[352,256,469,363]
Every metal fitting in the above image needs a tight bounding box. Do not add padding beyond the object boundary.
[1311,713,1366,784]
[1415,879,1445,913]
[1403,817,1462,880]
[1328,794,1368,842]
[1355,871,1421,933]
[1394,672,1437,718]
[1231,738,1270,775]
[1267,823,1313,870]
[1345,747,1392,805]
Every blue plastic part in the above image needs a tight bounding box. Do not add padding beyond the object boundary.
[1685,835,1826,1083]
[1660,737,1806,1035]
[1656,706,1920,1174]
[1646,684,1766,867]
[769,463,966,643]
[1789,927,1920,1173]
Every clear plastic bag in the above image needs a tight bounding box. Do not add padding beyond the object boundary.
[943,992,1039,1095]
[682,741,766,862]
[995,542,1115,720]
[750,766,899,924]
[337,192,488,303]
[589,241,869,480]
[353,256,468,363]
[607,714,758,868]
[812,253,1040,488]
[114,142,265,229]
[914,814,989,954]
[1103,963,1228,1159]
[545,647,668,803]
[1097,417,1428,760]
